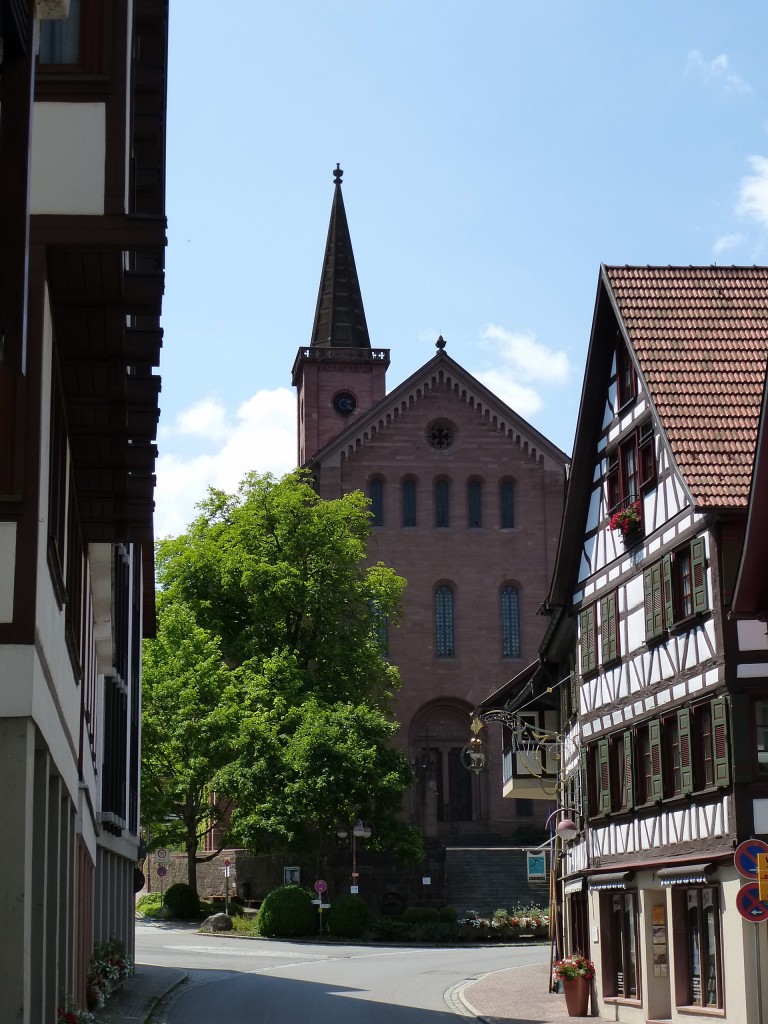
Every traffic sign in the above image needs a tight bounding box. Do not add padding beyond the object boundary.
[736,883,768,923]
[156,865,167,878]
[314,879,327,893]
[350,885,359,894]
[155,847,169,862]
[734,839,768,879]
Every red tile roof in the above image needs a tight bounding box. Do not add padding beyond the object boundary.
[604,265,768,508]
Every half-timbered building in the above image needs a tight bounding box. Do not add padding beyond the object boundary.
[0,2,167,1018]
[540,265,768,1023]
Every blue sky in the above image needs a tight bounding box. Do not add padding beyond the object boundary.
[155,1,768,536]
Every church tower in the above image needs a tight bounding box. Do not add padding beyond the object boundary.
[292,165,390,465]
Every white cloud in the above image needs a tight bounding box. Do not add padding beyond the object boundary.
[686,50,751,94]
[154,388,296,538]
[472,324,569,417]
[737,156,768,230]
[712,232,745,255]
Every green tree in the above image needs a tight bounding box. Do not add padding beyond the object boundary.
[147,471,421,872]
[141,600,239,891]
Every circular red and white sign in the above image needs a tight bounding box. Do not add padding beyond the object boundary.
[314,879,327,893]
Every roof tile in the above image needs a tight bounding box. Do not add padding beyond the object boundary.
[604,265,768,508]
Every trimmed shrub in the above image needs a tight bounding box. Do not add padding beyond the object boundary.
[164,883,200,920]
[402,906,440,925]
[372,917,415,940]
[256,885,316,938]
[422,922,462,944]
[327,894,371,939]
[438,906,458,923]
[136,892,164,917]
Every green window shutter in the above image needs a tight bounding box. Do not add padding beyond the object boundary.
[712,697,730,788]
[601,592,618,663]
[649,719,664,800]
[678,707,693,795]
[662,555,674,629]
[691,537,708,614]
[644,564,664,639]
[580,747,588,817]
[561,674,570,723]
[622,729,634,809]
[570,655,578,716]
[580,606,596,674]
[598,737,611,814]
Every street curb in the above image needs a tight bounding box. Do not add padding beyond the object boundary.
[444,974,498,1023]
[141,971,189,1024]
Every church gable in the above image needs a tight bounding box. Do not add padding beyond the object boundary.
[308,349,568,476]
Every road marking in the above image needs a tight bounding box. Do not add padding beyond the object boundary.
[162,944,324,960]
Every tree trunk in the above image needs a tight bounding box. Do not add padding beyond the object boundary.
[185,813,198,892]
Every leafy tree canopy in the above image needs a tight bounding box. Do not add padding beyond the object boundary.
[144,471,421,871]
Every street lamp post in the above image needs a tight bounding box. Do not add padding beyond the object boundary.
[337,819,372,893]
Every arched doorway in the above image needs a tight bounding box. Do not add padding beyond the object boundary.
[411,703,476,834]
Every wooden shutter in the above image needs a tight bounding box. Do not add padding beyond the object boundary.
[644,563,664,639]
[691,537,708,614]
[662,555,674,629]
[600,592,618,663]
[712,697,730,788]
[678,707,693,795]
[622,729,634,809]
[580,606,596,674]
[598,737,611,814]
[570,655,578,716]
[649,719,664,800]
[580,747,588,817]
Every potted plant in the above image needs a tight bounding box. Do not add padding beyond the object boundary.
[553,952,595,1016]
[608,499,642,537]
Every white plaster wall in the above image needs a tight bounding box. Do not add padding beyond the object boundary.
[31,102,106,215]
[0,523,16,621]
[737,619,768,652]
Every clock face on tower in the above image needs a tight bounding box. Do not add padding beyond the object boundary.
[333,391,357,415]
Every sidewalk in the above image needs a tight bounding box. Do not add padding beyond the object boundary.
[462,961,609,1023]
[99,964,188,1024]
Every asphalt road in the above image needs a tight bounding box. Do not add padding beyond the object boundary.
[137,922,549,1023]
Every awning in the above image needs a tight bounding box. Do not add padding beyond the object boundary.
[588,871,633,891]
[657,863,715,886]
[564,877,585,896]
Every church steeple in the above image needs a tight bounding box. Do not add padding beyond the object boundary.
[310,164,371,349]
[292,166,390,468]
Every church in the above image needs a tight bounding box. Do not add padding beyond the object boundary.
[292,166,568,853]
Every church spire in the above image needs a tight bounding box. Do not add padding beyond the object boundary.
[310,164,371,349]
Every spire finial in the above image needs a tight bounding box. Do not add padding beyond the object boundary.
[333,163,343,186]
[436,335,446,350]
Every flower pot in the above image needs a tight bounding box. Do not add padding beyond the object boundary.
[562,975,590,1017]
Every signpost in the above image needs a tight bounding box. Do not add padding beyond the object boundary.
[223,859,231,915]
[314,880,328,934]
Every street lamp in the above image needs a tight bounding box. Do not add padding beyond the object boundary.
[336,819,373,893]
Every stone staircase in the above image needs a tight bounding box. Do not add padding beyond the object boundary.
[445,843,550,916]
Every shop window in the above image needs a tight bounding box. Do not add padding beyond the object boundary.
[499,479,515,528]
[501,586,520,658]
[402,478,417,527]
[435,585,454,657]
[435,479,450,528]
[602,891,639,998]
[679,887,722,1009]
[644,538,708,640]
[369,478,384,527]
[467,479,482,528]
